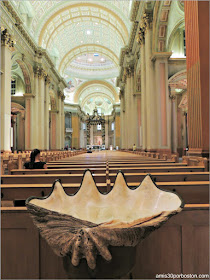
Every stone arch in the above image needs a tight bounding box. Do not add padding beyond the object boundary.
[168,69,187,89]
[167,19,185,54]
[11,53,33,94]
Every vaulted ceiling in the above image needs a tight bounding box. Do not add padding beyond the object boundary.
[11,0,133,114]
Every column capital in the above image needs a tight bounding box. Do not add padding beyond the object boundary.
[137,25,145,45]
[125,66,134,77]
[1,28,15,50]
[143,11,153,32]
[33,65,47,79]
[151,52,172,62]
[169,94,177,101]
[58,90,65,101]
[45,75,51,85]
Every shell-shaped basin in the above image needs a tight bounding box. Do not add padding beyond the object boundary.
[26,171,184,278]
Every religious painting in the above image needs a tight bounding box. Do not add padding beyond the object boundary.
[66,78,76,93]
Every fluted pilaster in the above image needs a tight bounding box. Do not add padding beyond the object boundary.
[184,1,209,156]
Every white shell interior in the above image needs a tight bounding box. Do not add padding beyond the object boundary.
[30,172,182,224]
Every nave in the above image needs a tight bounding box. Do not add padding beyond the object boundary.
[1,151,209,279]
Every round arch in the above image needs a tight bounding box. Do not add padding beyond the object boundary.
[74,80,119,103]
[59,44,119,74]
[168,69,187,89]
[38,3,129,46]
[167,19,185,52]
[45,15,126,51]
[11,52,33,94]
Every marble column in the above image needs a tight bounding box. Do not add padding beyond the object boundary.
[38,71,45,150]
[56,95,62,150]
[124,75,129,149]
[130,69,136,148]
[90,125,93,146]
[138,29,147,150]
[61,96,65,149]
[18,111,25,151]
[136,95,141,148]
[24,94,34,150]
[72,113,80,149]
[115,113,120,148]
[105,122,109,149]
[152,52,172,152]
[44,76,50,150]
[170,93,178,154]
[144,14,156,151]
[184,1,209,156]
[50,111,57,150]
[33,67,39,148]
[120,88,125,149]
[1,29,14,151]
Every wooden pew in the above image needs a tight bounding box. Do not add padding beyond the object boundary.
[1,173,107,185]
[108,166,205,173]
[108,172,210,183]
[1,181,209,204]
[11,168,107,175]
[1,183,108,202]
[47,164,107,169]
[46,162,187,169]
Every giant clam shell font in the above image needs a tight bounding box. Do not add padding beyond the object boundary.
[26,170,184,272]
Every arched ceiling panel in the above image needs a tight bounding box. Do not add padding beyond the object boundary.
[46,20,124,67]
[74,80,119,103]
[25,1,132,40]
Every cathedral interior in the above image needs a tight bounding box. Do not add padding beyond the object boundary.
[1,0,209,279]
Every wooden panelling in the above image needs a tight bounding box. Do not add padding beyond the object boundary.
[40,238,66,279]
[133,226,182,278]
[1,207,209,279]
[1,210,39,279]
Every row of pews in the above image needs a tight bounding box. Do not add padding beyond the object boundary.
[1,150,85,175]
[1,151,209,279]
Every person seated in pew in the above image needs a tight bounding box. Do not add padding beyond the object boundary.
[24,149,47,169]
[133,144,136,152]
[87,148,92,153]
